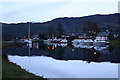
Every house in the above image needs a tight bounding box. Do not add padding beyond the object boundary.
[95,32,114,41]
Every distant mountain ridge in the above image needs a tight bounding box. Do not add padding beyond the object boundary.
[2,13,120,40]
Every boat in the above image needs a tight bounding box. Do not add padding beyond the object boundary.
[44,38,67,44]
[84,39,93,45]
[93,32,110,46]
[58,39,67,43]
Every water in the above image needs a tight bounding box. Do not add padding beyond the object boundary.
[3,42,120,78]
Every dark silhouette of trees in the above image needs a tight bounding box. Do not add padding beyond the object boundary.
[83,21,100,37]
[57,23,64,38]
[38,32,46,40]
[47,26,55,38]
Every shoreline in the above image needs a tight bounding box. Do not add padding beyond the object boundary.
[1,41,47,80]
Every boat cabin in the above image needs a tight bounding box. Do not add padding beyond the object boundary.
[95,32,114,41]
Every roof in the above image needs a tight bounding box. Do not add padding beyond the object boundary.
[97,32,111,37]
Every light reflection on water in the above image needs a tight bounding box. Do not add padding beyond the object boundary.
[3,42,120,78]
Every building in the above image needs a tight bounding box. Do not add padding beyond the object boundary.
[95,32,114,41]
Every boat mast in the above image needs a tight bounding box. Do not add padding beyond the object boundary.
[28,22,30,40]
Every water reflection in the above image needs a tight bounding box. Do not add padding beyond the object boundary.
[3,42,119,78]
[44,42,67,47]
[3,42,120,63]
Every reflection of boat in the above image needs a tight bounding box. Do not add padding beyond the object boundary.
[72,39,84,44]
[94,45,109,51]
[59,43,67,47]
[72,42,110,51]
[26,43,32,48]
[79,45,93,49]
[72,44,80,48]
[72,43,93,49]
[44,39,52,43]
[72,39,93,45]
[44,42,67,47]
[94,40,109,46]
[84,39,93,45]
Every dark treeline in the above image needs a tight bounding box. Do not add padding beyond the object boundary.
[2,13,120,40]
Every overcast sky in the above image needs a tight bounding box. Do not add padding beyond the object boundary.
[0,0,119,23]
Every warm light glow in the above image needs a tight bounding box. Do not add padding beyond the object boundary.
[94,52,97,55]
[36,43,39,48]
[52,46,54,50]
[72,49,74,51]
[55,37,57,39]
[48,47,50,49]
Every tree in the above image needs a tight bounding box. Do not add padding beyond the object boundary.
[83,21,100,37]
[38,32,46,40]
[47,26,55,38]
[57,23,64,38]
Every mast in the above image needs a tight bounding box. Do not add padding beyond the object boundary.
[28,22,30,40]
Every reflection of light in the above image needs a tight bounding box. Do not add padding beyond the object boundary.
[48,47,50,49]
[55,37,57,39]
[94,52,97,55]
[36,43,39,48]
[48,46,50,49]
[72,49,74,51]
[52,46,54,50]
[36,45,38,48]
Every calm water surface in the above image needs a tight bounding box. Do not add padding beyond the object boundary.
[3,42,120,78]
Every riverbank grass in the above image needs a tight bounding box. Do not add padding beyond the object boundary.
[2,55,46,79]
[2,41,46,79]
[110,39,120,47]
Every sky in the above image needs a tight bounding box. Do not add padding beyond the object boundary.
[0,0,119,23]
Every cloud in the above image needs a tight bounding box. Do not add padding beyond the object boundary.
[0,0,119,23]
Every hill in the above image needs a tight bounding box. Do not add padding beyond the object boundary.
[2,13,120,40]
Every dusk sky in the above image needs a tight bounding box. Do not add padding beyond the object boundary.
[0,0,119,23]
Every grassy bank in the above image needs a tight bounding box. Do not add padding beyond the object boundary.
[110,39,120,47]
[2,55,46,80]
[1,41,47,80]
[2,41,15,49]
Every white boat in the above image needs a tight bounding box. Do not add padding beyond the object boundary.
[24,39,32,44]
[60,39,67,43]
[84,39,93,45]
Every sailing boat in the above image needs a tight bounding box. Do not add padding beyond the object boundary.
[24,22,32,44]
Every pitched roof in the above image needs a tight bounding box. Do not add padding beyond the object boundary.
[97,32,111,37]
